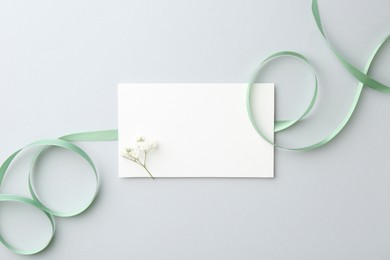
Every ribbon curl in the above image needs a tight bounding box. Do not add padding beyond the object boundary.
[247,0,390,150]
[0,131,117,255]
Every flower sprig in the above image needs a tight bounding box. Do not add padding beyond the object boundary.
[121,137,158,179]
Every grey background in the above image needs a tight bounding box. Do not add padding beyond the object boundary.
[0,0,390,259]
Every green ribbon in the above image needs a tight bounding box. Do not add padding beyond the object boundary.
[247,0,390,150]
[0,131,117,255]
[1,0,389,255]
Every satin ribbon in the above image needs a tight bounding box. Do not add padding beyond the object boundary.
[247,0,390,150]
[0,130,117,255]
[1,0,389,255]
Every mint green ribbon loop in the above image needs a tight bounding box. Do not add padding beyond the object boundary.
[249,51,319,133]
[247,51,319,150]
[0,194,55,255]
[247,1,390,150]
[0,132,117,255]
[27,139,99,218]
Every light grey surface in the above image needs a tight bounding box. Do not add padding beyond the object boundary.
[0,0,390,259]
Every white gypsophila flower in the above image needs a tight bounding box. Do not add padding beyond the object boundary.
[129,149,140,159]
[121,148,130,157]
[136,138,158,152]
[136,136,149,151]
[150,141,158,149]
[137,142,149,151]
[121,137,157,178]
[145,141,158,152]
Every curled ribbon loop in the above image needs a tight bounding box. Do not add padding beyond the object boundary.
[0,131,117,255]
[247,0,390,150]
[28,139,99,218]
[0,195,55,255]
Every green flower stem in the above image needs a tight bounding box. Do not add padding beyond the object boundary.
[134,159,154,179]
[142,165,154,179]
[143,151,147,165]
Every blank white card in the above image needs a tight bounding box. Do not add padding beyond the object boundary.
[118,84,274,178]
